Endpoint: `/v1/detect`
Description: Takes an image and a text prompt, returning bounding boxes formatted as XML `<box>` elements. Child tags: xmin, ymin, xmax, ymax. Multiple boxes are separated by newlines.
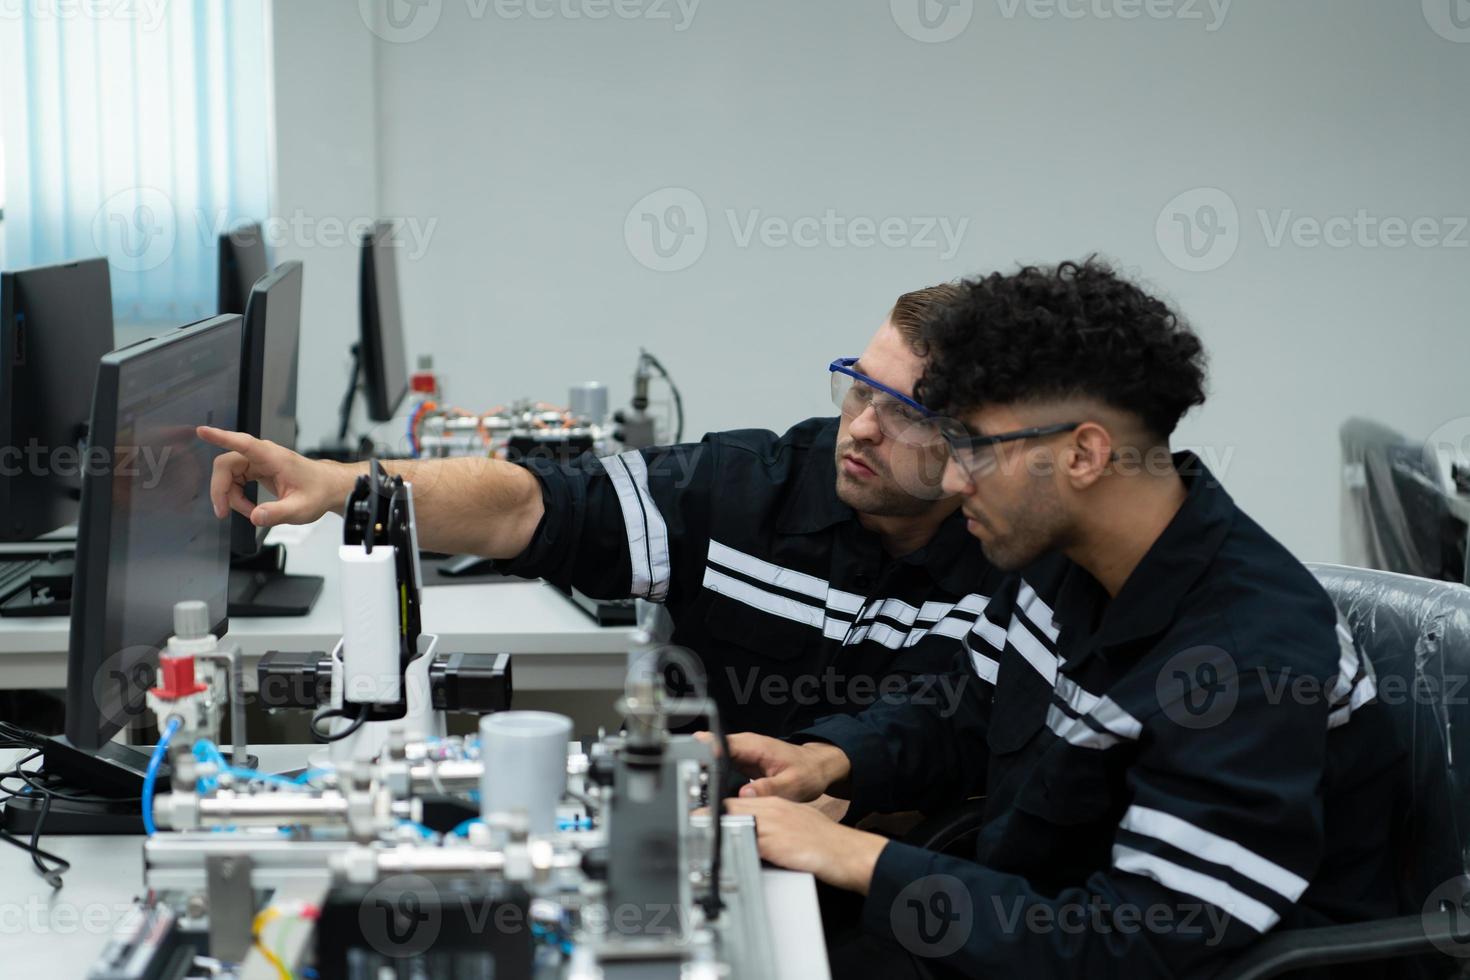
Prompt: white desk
<box><xmin>0</xmin><ymin>515</ymin><xmax>636</xmax><ymax>691</ymax></box>
<box><xmin>0</xmin><ymin>746</ymin><xmax>831</xmax><ymax>979</ymax></box>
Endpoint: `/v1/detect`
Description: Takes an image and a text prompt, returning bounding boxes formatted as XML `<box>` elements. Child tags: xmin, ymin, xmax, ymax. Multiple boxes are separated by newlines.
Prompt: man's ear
<box><xmin>1067</xmin><ymin>422</ymin><xmax>1113</xmax><ymax>489</ymax></box>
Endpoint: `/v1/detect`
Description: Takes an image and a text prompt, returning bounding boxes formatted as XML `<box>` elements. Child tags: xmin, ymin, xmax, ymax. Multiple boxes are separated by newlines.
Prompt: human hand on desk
<box><xmin>198</xmin><ymin>427</ymin><xmax>353</xmax><ymax>528</ymax></box>
<box><xmin>702</xmin><ymin>732</ymin><xmax>853</xmax><ymax>802</ymax></box>
<box><xmin>723</xmin><ymin>796</ymin><xmax>888</xmax><ymax>894</ymax></box>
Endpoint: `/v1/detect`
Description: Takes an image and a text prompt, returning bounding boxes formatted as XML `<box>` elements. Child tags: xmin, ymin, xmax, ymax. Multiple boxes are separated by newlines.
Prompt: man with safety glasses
<box><xmin>198</xmin><ymin>284</ymin><xmax>1001</xmax><ymax>736</ymax></box>
<box><xmin>718</xmin><ymin>260</ymin><xmax>1402</xmax><ymax>978</ymax></box>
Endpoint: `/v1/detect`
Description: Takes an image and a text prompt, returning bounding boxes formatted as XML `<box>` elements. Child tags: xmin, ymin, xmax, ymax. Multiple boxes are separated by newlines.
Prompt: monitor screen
<box><xmin>65</xmin><ymin>315</ymin><xmax>240</xmax><ymax>749</ymax></box>
<box><xmin>360</xmin><ymin>221</ymin><xmax>409</xmax><ymax>421</ymax></box>
<box><xmin>217</xmin><ymin>222</ymin><xmax>269</xmax><ymax>317</ymax></box>
<box><xmin>233</xmin><ymin>261</ymin><xmax>303</xmax><ymax>557</ymax></box>
<box><xmin>0</xmin><ymin>258</ymin><xmax>116</xmax><ymax>541</ymax></box>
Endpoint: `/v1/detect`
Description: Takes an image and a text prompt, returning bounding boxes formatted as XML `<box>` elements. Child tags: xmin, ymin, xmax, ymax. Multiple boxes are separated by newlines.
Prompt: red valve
<box><xmin>150</xmin><ymin>653</ymin><xmax>208</xmax><ymax>700</ymax></box>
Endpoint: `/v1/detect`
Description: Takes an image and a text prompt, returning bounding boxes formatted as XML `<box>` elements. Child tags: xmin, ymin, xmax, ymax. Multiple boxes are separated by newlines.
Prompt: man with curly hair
<box><xmin>720</xmin><ymin>259</ymin><xmax>1403</xmax><ymax>978</ymax></box>
<box><xmin>198</xmin><ymin>284</ymin><xmax>1003</xmax><ymax>737</ymax></box>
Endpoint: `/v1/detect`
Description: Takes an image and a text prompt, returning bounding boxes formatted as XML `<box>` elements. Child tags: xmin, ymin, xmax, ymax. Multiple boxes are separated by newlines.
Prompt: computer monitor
<box><xmin>0</xmin><ymin>258</ymin><xmax>116</xmax><ymax>542</ymax></box>
<box><xmin>359</xmin><ymin>220</ymin><xmax>409</xmax><ymax>422</ymax></box>
<box><xmin>65</xmin><ymin>314</ymin><xmax>241</xmax><ymax>751</ymax></box>
<box><xmin>227</xmin><ymin>261</ymin><xmax>324</xmax><ymax>617</ymax></box>
<box><xmin>232</xmin><ymin>261</ymin><xmax>303</xmax><ymax>558</ymax></box>
<box><xmin>216</xmin><ymin>222</ymin><xmax>269</xmax><ymax>316</ymax></box>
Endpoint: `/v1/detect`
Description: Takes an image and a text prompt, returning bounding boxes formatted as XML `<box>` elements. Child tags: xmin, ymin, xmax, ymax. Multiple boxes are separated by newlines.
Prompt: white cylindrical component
<box><xmin>479</xmin><ymin>711</ymin><xmax>572</xmax><ymax>835</ymax></box>
<box><xmin>569</xmin><ymin>382</ymin><xmax>609</xmax><ymax>426</ymax></box>
<box><xmin>338</xmin><ymin>544</ymin><xmax>401</xmax><ymax>704</ymax></box>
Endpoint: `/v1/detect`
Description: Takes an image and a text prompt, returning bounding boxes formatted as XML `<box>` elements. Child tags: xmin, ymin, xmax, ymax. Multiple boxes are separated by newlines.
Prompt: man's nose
<box><xmin>940</xmin><ymin>457</ymin><xmax>973</xmax><ymax>497</ymax></box>
<box><xmin>849</xmin><ymin>404</ymin><xmax>884</xmax><ymax>443</ymax></box>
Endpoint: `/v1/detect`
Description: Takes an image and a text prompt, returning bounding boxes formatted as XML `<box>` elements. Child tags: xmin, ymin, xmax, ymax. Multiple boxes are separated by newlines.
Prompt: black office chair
<box><xmin>1341</xmin><ymin>418</ymin><xmax>1467</xmax><ymax>583</ymax></box>
<box><xmin>902</xmin><ymin>564</ymin><xmax>1470</xmax><ymax>978</ymax></box>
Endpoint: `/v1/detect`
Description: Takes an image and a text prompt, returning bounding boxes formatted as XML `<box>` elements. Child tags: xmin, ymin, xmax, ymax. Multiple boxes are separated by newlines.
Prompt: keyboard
<box><xmin>0</xmin><ymin>558</ymin><xmax>42</xmax><ymax>599</ymax></box>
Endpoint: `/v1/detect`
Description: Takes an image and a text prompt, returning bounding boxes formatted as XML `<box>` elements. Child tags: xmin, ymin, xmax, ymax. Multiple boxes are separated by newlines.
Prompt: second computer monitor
<box><xmin>217</xmin><ymin>222</ymin><xmax>270</xmax><ymax>317</ymax></box>
<box><xmin>0</xmin><ymin>258</ymin><xmax>117</xmax><ymax>542</ymax></box>
<box><xmin>65</xmin><ymin>315</ymin><xmax>241</xmax><ymax>750</ymax></box>
<box><xmin>359</xmin><ymin>220</ymin><xmax>410</xmax><ymax>421</ymax></box>
<box><xmin>232</xmin><ymin>261</ymin><xmax>304</xmax><ymax>558</ymax></box>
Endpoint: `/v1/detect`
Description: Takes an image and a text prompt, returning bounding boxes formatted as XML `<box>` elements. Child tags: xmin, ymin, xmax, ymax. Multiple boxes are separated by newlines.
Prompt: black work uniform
<box><xmin>798</xmin><ymin>454</ymin><xmax>1404</xmax><ymax>979</ymax></box>
<box><xmin>496</xmin><ymin>417</ymin><xmax>1002</xmax><ymax>736</ymax></box>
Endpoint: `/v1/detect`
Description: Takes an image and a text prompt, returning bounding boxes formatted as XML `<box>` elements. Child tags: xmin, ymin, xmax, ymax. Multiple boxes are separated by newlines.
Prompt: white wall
<box><xmin>268</xmin><ymin>0</ymin><xmax>380</xmax><ymax>444</ymax></box>
<box><xmin>285</xmin><ymin>0</ymin><xmax>1470</xmax><ymax>563</ymax></box>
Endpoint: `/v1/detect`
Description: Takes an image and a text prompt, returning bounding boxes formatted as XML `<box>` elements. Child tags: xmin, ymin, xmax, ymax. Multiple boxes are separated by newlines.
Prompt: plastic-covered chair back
<box><xmin>1309</xmin><ymin>563</ymin><xmax>1470</xmax><ymax>908</ymax></box>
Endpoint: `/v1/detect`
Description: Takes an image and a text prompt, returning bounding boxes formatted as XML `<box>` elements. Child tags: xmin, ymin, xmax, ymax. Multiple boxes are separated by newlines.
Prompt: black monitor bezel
<box><xmin>64</xmin><ymin>314</ymin><xmax>239</xmax><ymax>750</ymax></box>
<box><xmin>358</xmin><ymin>221</ymin><xmax>409</xmax><ymax>422</ymax></box>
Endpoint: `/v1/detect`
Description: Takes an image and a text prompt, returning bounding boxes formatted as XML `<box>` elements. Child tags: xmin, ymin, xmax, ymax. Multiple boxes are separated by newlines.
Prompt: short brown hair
<box><xmin>889</xmin><ymin>282</ymin><xmax>965</xmax><ymax>353</ymax></box>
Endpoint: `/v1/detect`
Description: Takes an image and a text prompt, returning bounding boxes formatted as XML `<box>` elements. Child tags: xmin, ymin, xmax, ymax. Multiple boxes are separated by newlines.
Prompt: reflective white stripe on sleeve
<box><xmin>600</xmin><ymin>451</ymin><xmax>672</xmax><ymax>601</ymax></box>
<box><xmin>1113</xmin><ymin>844</ymin><xmax>1280</xmax><ymax>933</ymax></box>
<box><xmin>1120</xmin><ymin>805</ymin><xmax>1309</xmax><ymax>902</ymax></box>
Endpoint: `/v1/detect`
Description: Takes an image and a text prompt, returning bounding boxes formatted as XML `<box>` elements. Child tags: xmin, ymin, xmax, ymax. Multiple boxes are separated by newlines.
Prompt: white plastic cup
<box><xmin>478</xmin><ymin>711</ymin><xmax>573</xmax><ymax>835</ymax></box>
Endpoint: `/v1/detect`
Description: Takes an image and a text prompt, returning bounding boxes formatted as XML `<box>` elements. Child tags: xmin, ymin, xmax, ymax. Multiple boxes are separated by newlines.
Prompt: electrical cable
<box><xmin>309</xmin><ymin>705</ymin><xmax>369</xmax><ymax>744</ymax></box>
<box><xmin>640</xmin><ymin>351</ymin><xmax>685</xmax><ymax>443</ymax></box>
<box><xmin>142</xmin><ymin>716</ymin><xmax>182</xmax><ymax>835</ymax></box>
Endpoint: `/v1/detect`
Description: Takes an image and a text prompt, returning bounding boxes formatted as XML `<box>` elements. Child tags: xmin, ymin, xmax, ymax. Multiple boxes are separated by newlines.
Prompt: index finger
<box><xmin>197</xmin><ymin>426</ymin><xmax>260</xmax><ymax>456</ymax></box>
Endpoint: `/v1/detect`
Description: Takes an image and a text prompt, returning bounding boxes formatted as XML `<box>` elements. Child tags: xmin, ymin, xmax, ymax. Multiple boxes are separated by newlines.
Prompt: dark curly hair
<box><xmin>916</xmin><ymin>258</ymin><xmax>1208</xmax><ymax>439</ymax></box>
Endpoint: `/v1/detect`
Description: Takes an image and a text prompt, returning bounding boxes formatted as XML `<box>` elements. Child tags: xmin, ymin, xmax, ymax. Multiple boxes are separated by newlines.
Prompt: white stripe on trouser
<box><xmin>600</xmin><ymin>451</ymin><xmax>672</xmax><ymax>601</ymax></box>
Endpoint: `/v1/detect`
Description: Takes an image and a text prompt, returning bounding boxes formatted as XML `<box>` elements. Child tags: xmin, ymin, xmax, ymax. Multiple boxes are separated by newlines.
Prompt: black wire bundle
<box><xmin>0</xmin><ymin>723</ymin><xmax>73</xmax><ymax>888</ymax></box>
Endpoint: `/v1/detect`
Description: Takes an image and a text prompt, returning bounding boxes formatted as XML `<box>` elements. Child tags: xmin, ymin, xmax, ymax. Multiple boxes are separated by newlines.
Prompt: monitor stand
<box><xmin>229</xmin><ymin>543</ymin><xmax>324</xmax><ymax>617</ymax></box>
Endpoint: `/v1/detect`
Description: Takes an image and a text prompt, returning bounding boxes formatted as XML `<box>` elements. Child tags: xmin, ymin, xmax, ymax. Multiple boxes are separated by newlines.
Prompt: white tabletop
<box><xmin>0</xmin><ymin>746</ymin><xmax>830</xmax><ymax>979</ymax></box>
<box><xmin>0</xmin><ymin>515</ymin><xmax>637</xmax><ymax>691</ymax></box>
